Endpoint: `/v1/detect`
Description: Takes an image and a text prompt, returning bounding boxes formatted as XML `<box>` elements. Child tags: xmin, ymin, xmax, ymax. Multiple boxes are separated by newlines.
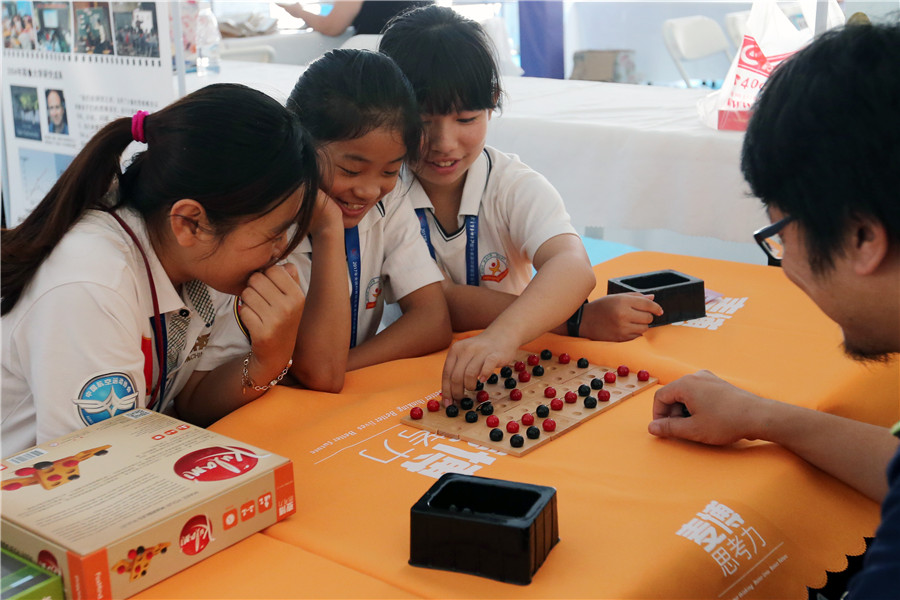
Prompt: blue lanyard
<box><xmin>416</xmin><ymin>210</ymin><xmax>480</xmax><ymax>286</ymax></box>
<box><xmin>463</xmin><ymin>214</ymin><xmax>479</xmax><ymax>286</ymax></box>
<box><xmin>344</xmin><ymin>226</ymin><xmax>361</xmax><ymax>348</ymax></box>
<box><xmin>415</xmin><ymin>149</ymin><xmax>490</xmax><ymax>287</ymax></box>
<box><xmin>415</xmin><ymin>209</ymin><xmax>435</xmax><ymax>260</ymax></box>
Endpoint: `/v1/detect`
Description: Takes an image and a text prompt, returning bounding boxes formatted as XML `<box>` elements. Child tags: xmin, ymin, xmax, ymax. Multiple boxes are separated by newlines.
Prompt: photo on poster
<box><xmin>3</xmin><ymin>1</ymin><xmax>38</xmax><ymax>49</ymax></box>
<box><xmin>17</xmin><ymin>148</ymin><xmax>75</xmax><ymax>225</ymax></box>
<box><xmin>112</xmin><ymin>1</ymin><xmax>158</xmax><ymax>57</ymax></box>
<box><xmin>74</xmin><ymin>1</ymin><xmax>113</xmax><ymax>54</ymax></box>
<box><xmin>45</xmin><ymin>88</ymin><xmax>69</xmax><ymax>135</ymax></box>
<box><xmin>10</xmin><ymin>85</ymin><xmax>42</xmax><ymax>141</ymax></box>
<box><xmin>34</xmin><ymin>1</ymin><xmax>72</xmax><ymax>52</ymax></box>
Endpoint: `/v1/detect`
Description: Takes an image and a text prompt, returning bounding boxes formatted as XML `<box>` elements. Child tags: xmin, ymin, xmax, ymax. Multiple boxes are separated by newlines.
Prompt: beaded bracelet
<box><xmin>241</xmin><ymin>352</ymin><xmax>292</xmax><ymax>394</ymax></box>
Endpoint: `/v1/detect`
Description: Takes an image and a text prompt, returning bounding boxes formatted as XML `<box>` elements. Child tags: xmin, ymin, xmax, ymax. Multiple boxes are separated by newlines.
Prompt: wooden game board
<box><xmin>401</xmin><ymin>349</ymin><xmax>658</xmax><ymax>456</ymax></box>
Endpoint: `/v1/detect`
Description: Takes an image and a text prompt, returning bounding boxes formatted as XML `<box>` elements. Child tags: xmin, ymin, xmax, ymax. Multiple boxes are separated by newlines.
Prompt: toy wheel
<box><xmin>67</xmin><ymin>474</ymin><xmax>80</xmax><ymax>481</ymax></box>
<box><xmin>14</xmin><ymin>467</ymin><xmax>36</xmax><ymax>476</ymax></box>
<box><xmin>2</xmin><ymin>482</ymin><xmax>23</xmax><ymax>491</ymax></box>
<box><xmin>34</xmin><ymin>461</ymin><xmax>54</xmax><ymax>470</ymax></box>
<box><xmin>95</xmin><ymin>450</ymin><xmax>109</xmax><ymax>456</ymax></box>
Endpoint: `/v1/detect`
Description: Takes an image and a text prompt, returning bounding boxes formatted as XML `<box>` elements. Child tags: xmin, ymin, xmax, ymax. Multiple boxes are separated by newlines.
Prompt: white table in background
<box><xmin>185</xmin><ymin>62</ymin><xmax>763</xmax><ymax>244</ymax></box>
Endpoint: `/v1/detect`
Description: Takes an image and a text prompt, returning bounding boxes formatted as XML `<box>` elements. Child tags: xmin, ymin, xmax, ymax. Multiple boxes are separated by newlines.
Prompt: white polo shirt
<box><xmin>288</xmin><ymin>188</ymin><xmax>443</xmax><ymax>346</ymax></box>
<box><xmin>407</xmin><ymin>146</ymin><xmax>578</xmax><ymax>294</ymax></box>
<box><xmin>1</xmin><ymin>209</ymin><xmax>245</xmax><ymax>457</ymax></box>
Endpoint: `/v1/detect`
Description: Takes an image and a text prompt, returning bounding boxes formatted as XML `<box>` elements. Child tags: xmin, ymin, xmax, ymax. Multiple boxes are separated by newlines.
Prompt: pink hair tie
<box><xmin>131</xmin><ymin>110</ymin><xmax>149</xmax><ymax>143</ymax></box>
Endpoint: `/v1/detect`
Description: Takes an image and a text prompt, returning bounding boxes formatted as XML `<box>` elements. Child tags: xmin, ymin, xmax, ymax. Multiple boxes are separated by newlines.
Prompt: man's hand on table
<box><xmin>648</xmin><ymin>370</ymin><xmax>771</xmax><ymax>445</ymax></box>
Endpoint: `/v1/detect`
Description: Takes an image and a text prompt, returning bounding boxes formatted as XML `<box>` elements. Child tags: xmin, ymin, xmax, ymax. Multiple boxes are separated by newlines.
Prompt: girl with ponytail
<box><xmin>1</xmin><ymin>83</ymin><xmax>319</xmax><ymax>455</ymax></box>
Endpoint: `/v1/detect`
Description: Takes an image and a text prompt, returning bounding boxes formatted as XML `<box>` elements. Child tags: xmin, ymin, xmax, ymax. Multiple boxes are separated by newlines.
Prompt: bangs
<box><xmin>386</xmin><ymin>25</ymin><xmax>501</xmax><ymax>115</ymax></box>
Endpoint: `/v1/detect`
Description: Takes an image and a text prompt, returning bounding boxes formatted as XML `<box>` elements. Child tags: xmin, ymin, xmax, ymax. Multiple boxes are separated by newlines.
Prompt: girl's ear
<box><xmin>169</xmin><ymin>199</ymin><xmax>213</xmax><ymax>247</ymax></box>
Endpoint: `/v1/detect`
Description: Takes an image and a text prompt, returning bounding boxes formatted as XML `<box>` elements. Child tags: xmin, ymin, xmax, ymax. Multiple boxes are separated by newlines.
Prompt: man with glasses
<box><xmin>648</xmin><ymin>22</ymin><xmax>899</xmax><ymax>596</ymax></box>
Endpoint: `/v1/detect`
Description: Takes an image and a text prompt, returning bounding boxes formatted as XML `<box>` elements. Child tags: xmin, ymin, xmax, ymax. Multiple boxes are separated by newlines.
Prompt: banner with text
<box><xmin>2</xmin><ymin>0</ymin><xmax>175</xmax><ymax>224</ymax></box>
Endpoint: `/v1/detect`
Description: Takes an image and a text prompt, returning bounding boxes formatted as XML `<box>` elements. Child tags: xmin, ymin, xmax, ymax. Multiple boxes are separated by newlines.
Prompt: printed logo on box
<box><xmin>277</xmin><ymin>495</ymin><xmax>295</xmax><ymax>518</ymax></box>
<box><xmin>179</xmin><ymin>515</ymin><xmax>213</xmax><ymax>555</ymax></box>
<box><xmin>173</xmin><ymin>446</ymin><xmax>269</xmax><ymax>482</ymax></box>
<box><xmin>240</xmin><ymin>501</ymin><xmax>256</xmax><ymax>521</ymax></box>
<box><xmin>223</xmin><ymin>509</ymin><xmax>238</xmax><ymax>530</ymax></box>
<box><xmin>75</xmin><ymin>372</ymin><xmax>139</xmax><ymax>426</ymax></box>
<box><xmin>38</xmin><ymin>550</ymin><xmax>61</xmax><ymax>575</ymax></box>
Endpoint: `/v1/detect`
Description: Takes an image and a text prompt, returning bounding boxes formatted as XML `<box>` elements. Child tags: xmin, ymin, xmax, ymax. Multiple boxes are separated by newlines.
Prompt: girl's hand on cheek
<box><xmin>240</xmin><ymin>263</ymin><xmax>305</xmax><ymax>371</ymax></box>
<box><xmin>309</xmin><ymin>190</ymin><xmax>344</xmax><ymax>238</ymax></box>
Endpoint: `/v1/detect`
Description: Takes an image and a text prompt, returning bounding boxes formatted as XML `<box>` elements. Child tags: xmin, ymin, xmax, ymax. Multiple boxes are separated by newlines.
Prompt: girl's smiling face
<box><xmin>319</xmin><ymin>126</ymin><xmax>407</xmax><ymax>229</ymax></box>
<box><xmin>414</xmin><ymin>109</ymin><xmax>490</xmax><ymax>200</ymax></box>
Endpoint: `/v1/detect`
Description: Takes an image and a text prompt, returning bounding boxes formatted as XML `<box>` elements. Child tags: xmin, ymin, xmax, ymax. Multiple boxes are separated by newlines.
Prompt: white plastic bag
<box><xmin>698</xmin><ymin>0</ymin><xmax>844</xmax><ymax>130</ymax></box>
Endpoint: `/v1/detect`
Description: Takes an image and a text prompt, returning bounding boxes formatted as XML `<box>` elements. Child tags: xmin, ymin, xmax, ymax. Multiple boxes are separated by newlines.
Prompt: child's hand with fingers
<box><xmin>441</xmin><ymin>330</ymin><xmax>519</xmax><ymax>404</ymax></box>
<box><xmin>578</xmin><ymin>293</ymin><xmax>663</xmax><ymax>342</ymax></box>
<box><xmin>239</xmin><ymin>262</ymin><xmax>306</xmax><ymax>379</ymax></box>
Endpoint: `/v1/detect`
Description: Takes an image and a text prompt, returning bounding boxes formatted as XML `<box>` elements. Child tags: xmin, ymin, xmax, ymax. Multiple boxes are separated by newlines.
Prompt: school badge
<box><xmin>75</xmin><ymin>373</ymin><xmax>139</xmax><ymax>426</ymax></box>
<box><xmin>365</xmin><ymin>277</ymin><xmax>382</xmax><ymax>309</ymax></box>
<box><xmin>480</xmin><ymin>252</ymin><xmax>509</xmax><ymax>283</ymax></box>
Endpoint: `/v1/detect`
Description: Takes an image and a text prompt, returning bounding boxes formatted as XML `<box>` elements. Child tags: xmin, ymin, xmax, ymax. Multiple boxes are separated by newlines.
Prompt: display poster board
<box><xmin>2</xmin><ymin>1</ymin><xmax>175</xmax><ymax>225</ymax></box>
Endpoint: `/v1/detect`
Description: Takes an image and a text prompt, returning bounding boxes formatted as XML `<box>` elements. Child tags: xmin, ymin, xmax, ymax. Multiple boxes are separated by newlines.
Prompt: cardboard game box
<box><xmin>0</xmin><ymin>409</ymin><xmax>296</xmax><ymax>599</ymax></box>
<box><xmin>1</xmin><ymin>547</ymin><xmax>64</xmax><ymax>600</ymax></box>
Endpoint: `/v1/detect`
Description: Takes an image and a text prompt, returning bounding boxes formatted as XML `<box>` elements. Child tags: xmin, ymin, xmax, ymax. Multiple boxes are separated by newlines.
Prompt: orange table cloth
<box><xmin>134</xmin><ymin>534</ymin><xmax>417</xmax><ymax>599</ymax></box>
<box><xmin>143</xmin><ymin>252</ymin><xmax>898</xmax><ymax>599</ymax></box>
<box><xmin>587</xmin><ymin>252</ymin><xmax>898</xmax><ymax>426</ymax></box>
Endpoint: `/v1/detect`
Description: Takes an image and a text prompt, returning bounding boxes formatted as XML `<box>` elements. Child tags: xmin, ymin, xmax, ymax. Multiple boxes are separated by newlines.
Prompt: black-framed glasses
<box><xmin>753</xmin><ymin>215</ymin><xmax>794</xmax><ymax>266</ymax></box>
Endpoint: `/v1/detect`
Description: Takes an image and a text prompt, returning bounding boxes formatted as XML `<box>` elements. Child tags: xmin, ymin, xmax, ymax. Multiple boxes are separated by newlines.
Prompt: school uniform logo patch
<box><xmin>365</xmin><ymin>277</ymin><xmax>382</xmax><ymax>309</ymax></box>
<box><xmin>75</xmin><ymin>372</ymin><xmax>139</xmax><ymax>426</ymax></box>
<box><xmin>187</xmin><ymin>333</ymin><xmax>210</xmax><ymax>362</ymax></box>
<box><xmin>480</xmin><ymin>252</ymin><xmax>509</xmax><ymax>283</ymax></box>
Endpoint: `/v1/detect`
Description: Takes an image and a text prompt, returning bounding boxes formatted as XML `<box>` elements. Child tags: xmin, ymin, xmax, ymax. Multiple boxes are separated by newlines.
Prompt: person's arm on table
<box><xmin>444</xmin><ymin>269</ymin><xmax>662</xmax><ymax>344</ymax></box>
<box><xmin>571</xmin><ymin>293</ymin><xmax>663</xmax><ymax>342</ymax></box>
<box><xmin>442</xmin><ymin>280</ymin><xmax>517</xmax><ymax>333</ymax></box>
<box><xmin>176</xmin><ymin>264</ymin><xmax>304</xmax><ymax>427</ymax></box>
<box><xmin>649</xmin><ymin>370</ymin><xmax>899</xmax><ymax>502</ymax></box>
<box><xmin>290</xmin><ymin>194</ymin><xmax>350</xmax><ymax>392</ymax></box>
<box><xmin>441</xmin><ymin>233</ymin><xmax>595</xmax><ymax>402</ymax></box>
<box><xmin>347</xmin><ymin>281</ymin><xmax>451</xmax><ymax>371</ymax></box>
<box><xmin>276</xmin><ymin>1</ymin><xmax>362</xmax><ymax>36</ymax></box>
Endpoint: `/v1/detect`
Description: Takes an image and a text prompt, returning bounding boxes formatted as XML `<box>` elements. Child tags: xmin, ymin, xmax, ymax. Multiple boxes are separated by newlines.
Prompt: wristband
<box><xmin>241</xmin><ymin>352</ymin><xmax>292</xmax><ymax>394</ymax></box>
<box><xmin>566</xmin><ymin>299</ymin><xmax>588</xmax><ymax>338</ymax></box>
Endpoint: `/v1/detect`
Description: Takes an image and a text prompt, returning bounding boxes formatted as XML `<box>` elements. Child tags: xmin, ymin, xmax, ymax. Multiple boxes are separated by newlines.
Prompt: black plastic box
<box><xmin>409</xmin><ymin>473</ymin><xmax>559</xmax><ymax>585</ymax></box>
<box><xmin>607</xmin><ymin>269</ymin><xmax>705</xmax><ymax>326</ymax></box>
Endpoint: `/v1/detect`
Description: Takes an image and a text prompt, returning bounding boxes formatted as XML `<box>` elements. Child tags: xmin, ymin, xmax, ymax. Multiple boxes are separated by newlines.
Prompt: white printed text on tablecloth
<box><xmin>308</xmin><ymin>390</ymin><xmax>507</xmax><ymax>479</ymax></box>
<box><xmin>676</xmin><ymin>500</ymin><xmax>788</xmax><ymax>599</ymax></box>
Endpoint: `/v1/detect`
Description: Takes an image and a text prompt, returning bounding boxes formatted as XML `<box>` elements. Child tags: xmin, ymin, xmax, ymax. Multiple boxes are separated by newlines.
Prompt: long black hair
<box><xmin>2</xmin><ymin>83</ymin><xmax>318</xmax><ymax>315</ymax></box>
